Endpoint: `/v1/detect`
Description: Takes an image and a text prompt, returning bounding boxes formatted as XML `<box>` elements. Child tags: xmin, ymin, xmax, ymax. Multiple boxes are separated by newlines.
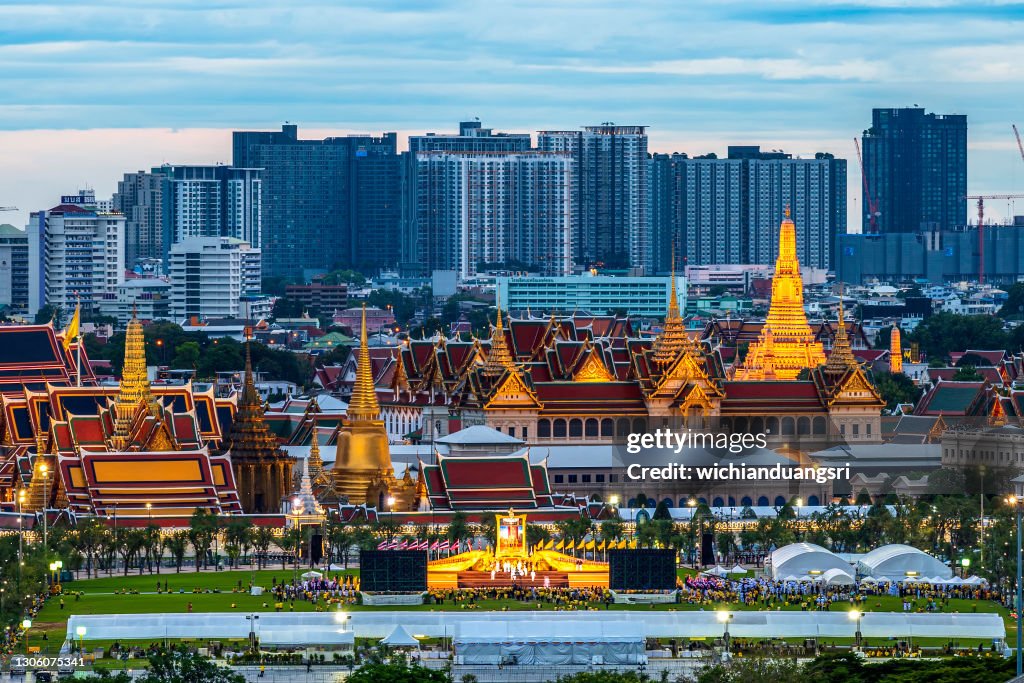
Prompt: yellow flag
<box><xmin>544</xmin><ymin>538</ymin><xmax>554</xmax><ymax>550</ymax></box>
<box><xmin>62</xmin><ymin>304</ymin><xmax>80</xmax><ymax>352</ymax></box>
<box><xmin>586</xmin><ymin>540</ymin><xmax>596</xmax><ymax>551</ymax></box>
<box><xmin>555</xmin><ymin>539</ymin><xmax>564</xmax><ymax>552</ymax></box>
<box><xmin>629</xmin><ymin>539</ymin><xmax>638</xmax><ymax>549</ymax></box>
<box><xmin>566</xmin><ymin>539</ymin><xmax>575</xmax><ymax>551</ymax></box>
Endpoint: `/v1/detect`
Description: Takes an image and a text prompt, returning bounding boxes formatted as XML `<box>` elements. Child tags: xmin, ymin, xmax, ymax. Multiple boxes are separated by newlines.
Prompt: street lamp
<box><xmin>75</xmin><ymin>626</ymin><xmax>86</xmax><ymax>654</ymax></box>
<box><xmin>146</xmin><ymin>502</ymin><xmax>153</xmax><ymax>524</ymax></box>
<box><xmin>688</xmin><ymin>498</ymin><xmax>700</xmax><ymax>567</ymax></box>
<box><xmin>960</xmin><ymin>557</ymin><xmax>971</xmax><ymax>578</ymax></box>
<box><xmin>716</xmin><ymin>610</ymin><xmax>733</xmax><ymax>652</ymax></box>
<box><xmin>386</xmin><ymin>495</ymin><xmax>396</xmax><ymax>512</ymax></box>
<box><xmin>17</xmin><ymin>489</ymin><xmax>25</xmax><ymax>587</ymax></box>
<box><xmin>848</xmin><ymin>609</ymin><xmax>862</xmax><ymax>649</ymax></box>
<box><xmin>1008</xmin><ymin>494</ymin><xmax>1022</xmax><ymax>676</ymax></box>
<box><xmin>21</xmin><ymin>618</ymin><xmax>31</xmax><ymax>655</ymax></box>
<box><xmin>40</xmin><ymin>462</ymin><xmax>49</xmax><ymax>552</ymax></box>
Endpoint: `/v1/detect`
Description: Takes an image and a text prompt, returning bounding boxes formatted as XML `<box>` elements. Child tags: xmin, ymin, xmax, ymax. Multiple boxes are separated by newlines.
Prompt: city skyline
<box><xmin>2</xmin><ymin>1</ymin><xmax>1024</xmax><ymax>231</ymax></box>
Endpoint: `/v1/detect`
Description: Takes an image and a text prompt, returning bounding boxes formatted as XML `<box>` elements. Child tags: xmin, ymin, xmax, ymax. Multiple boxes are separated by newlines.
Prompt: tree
<box><xmin>142</xmin><ymin>523</ymin><xmax>163</xmax><ymax>574</ymax></box>
<box><xmin>696</xmin><ymin>657</ymin><xmax>805</xmax><ymax>683</ymax></box>
<box><xmin>135</xmin><ymin>645</ymin><xmax>244</xmax><ymax>683</ymax></box>
<box><xmin>171</xmin><ymin>341</ymin><xmax>201</xmax><ymax>369</ymax></box>
<box><xmin>952</xmin><ymin>364</ymin><xmax>984</xmax><ymax>381</ymax></box>
<box><xmin>76</xmin><ymin>669</ymin><xmax>133</xmax><ymax>683</ymax></box>
<box><xmin>998</xmin><ymin>281</ymin><xmax>1024</xmax><ymax>318</ymax></box>
<box><xmin>908</xmin><ymin>312</ymin><xmax>1008</xmax><ymax>361</ymax></box>
<box><xmin>871</xmin><ymin>370</ymin><xmax>922</xmax><ymax>411</ymax></box>
<box><xmin>163</xmin><ymin>531</ymin><xmax>189</xmax><ymax>573</ymax></box>
<box><xmin>34</xmin><ymin>304</ymin><xmax>58</xmax><ymax>326</ymax></box>
<box><xmin>652</xmin><ymin>499</ymin><xmax>672</xmax><ymax>520</ymax></box>
<box><xmin>551</xmin><ymin>673</ymin><xmax>650</xmax><ymax>683</ymax></box>
<box><xmin>599</xmin><ymin>519</ymin><xmax>624</xmax><ymax>543</ymax></box>
<box><xmin>347</xmin><ymin>662</ymin><xmax>449</xmax><ymax>683</ymax></box>
<box><xmin>252</xmin><ymin>526</ymin><xmax>276</xmax><ymax>569</ymax></box>
<box><xmin>187</xmin><ymin>509</ymin><xmax>218</xmax><ymax>572</ymax></box>
<box><xmin>271</xmin><ymin>297</ymin><xmax>305</xmax><ymax>319</ymax></box>
<box><xmin>223</xmin><ymin>519</ymin><xmax>253</xmax><ymax>569</ymax></box>
<box><xmin>447</xmin><ymin>511</ymin><xmax>471</xmax><ymax>546</ymax></box>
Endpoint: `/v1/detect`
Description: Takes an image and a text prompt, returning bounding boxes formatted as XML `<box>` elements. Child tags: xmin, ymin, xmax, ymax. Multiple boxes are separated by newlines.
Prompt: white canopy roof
<box><xmin>453</xmin><ymin>620</ymin><xmax>643</xmax><ymax>644</ymax></box>
<box><xmin>381</xmin><ymin>625</ymin><xmax>420</xmax><ymax>647</ymax></box>
<box><xmin>770</xmin><ymin>543</ymin><xmax>854</xmax><ymax>581</ymax></box>
<box><xmin>857</xmin><ymin>544</ymin><xmax>952</xmax><ymax>580</ymax></box>
<box><xmin>820</xmin><ymin>568</ymin><xmax>856</xmax><ymax>586</ymax></box>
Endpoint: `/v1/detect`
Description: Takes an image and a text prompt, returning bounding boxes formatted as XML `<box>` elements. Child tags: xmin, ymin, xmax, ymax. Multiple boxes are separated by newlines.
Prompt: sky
<box><xmin>2</xmin><ymin>0</ymin><xmax>1024</xmax><ymax>231</ymax></box>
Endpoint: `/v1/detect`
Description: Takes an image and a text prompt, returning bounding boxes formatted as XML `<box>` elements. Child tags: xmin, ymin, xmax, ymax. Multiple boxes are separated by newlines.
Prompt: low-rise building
<box><xmin>97</xmin><ymin>278</ymin><xmax>171</xmax><ymax>325</ymax></box>
<box><xmin>285</xmin><ymin>282</ymin><xmax>349</xmax><ymax>314</ymax></box>
<box><xmin>169</xmin><ymin>237</ymin><xmax>261</xmax><ymax>321</ymax></box>
<box><xmin>498</xmin><ymin>273</ymin><xmax>685</xmax><ymax>317</ymax></box>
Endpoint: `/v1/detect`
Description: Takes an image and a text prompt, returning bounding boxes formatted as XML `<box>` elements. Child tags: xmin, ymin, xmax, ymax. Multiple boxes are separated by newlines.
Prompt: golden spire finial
<box><xmin>347</xmin><ymin>304</ymin><xmax>381</xmax><ymax>421</ymax></box>
<box><xmin>482</xmin><ymin>290</ymin><xmax>515</xmax><ymax>376</ymax></box>
<box><xmin>308</xmin><ymin>418</ymin><xmax>323</xmax><ymax>475</ymax></box>
<box><xmin>825</xmin><ymin>289</ymin><xmax>857</xmax><ymax>373</ymax></box>
<box><xmin>112</xmin><ymin>305</ymin><xmax>154</xmax><ymax>449</ymax></box>
<box><xmin>651</xmin><ymin>241</ymin><xmax>694</xmax><ymax>367</ymax></box>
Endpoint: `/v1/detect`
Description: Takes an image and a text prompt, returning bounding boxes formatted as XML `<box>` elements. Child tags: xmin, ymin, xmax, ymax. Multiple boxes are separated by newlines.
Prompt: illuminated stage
<box><xmin>427</xmin><ymin>511</ymin><xmax>610</xmax><ymax>590</ymax></box>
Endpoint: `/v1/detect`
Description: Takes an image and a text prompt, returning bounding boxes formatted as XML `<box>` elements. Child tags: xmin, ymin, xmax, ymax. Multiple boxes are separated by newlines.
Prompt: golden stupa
<box><xmin>734</xmin><ymin>208</ymin><xmax>826</xmax><ymax>380</ymax></box>
<box><xmin>889</xmin><ymin>325</ymin><xmax>903</xmax><ymax>374</ymax></box>
<box><xmin>651</xmin><ymin>245</ymin><xmax>695</xmax><ymax>367</ymax></box>
<box><xmin>333</xmin><ymin>305</ymin><xmax>416</xmax><ymax>509</ymax></box>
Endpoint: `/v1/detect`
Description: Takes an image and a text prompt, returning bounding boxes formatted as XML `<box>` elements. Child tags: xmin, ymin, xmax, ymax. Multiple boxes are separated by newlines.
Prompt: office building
<box><xmin>114</xmin><ymin>165</ymin><xmax>262</xmax><ymax>269</ymax></box>
<box><xmin>168</xmin><ymin>237</ymin><xmax>261</xmax><ymax>321</ymax></box>
<box><xmin>0</xmin><ymin>224</ymin><xmax>29</xmax><ymax>314</ymax></box>
<box><xmin>97</xmin><ymin>279</ymin><xmax>171</xmax><ymax>326</ymax></box>
<box><xmin>284</xmin><ymin>282</ymin><xmax>349</xmax><ymax>314</ymax></box>
<box><xmin>29</xmin><ymin>191</ymin><xmax>125</xmax><ymax>315</ymax></box>
<box><xmin>233</xmin><ymin>124</ymin><xmax>399</xmax><ymax>278</ymax></box>
<box><xmin>862</xmin><ymin>107</ymin><xmax>967</xmax><ymax>233</ymax></box>
<box><xmin>649</xmin><ymin>147</ymin><xmax>846</xmax><ymax>271</ymax></box>
<box><xmin>537</xmin><ymin>125</ymin><xmax>649</xmax><ymax>273</ymax></box>
<box><xmin>498</xmin><ymin>273</ymin><xmax>684</xmax><ymax>318</ymax></box>
<box><xmin>416</xmin><ymin>151</ymin><xmax>573</xmax><ymax>279</ymax></box>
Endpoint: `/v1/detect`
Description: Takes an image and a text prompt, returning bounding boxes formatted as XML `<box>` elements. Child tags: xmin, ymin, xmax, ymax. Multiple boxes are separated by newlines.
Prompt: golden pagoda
<box><xmin>889</xmin><ymin>326</ymin><xmax>903</xmax><ymax>374</ymax></box>
<box><xmin>651</xmin><ymin>245</ymin><xmax>695</xmax><ymax>367</ymax></box>
<box><xmin>333</xmin><ymin>305</ymin><xmax>416</xmax><ymax>509</ymax></box>
<box><xmin>734</xmin><ymin>208</ymin><xmax>826</xmax><ymax>380</ymax></box>
<box><xmin>111</xmin><ymin>308</ymin><xmax>156</xmax><ymax>450</ymax></box>
<box><xmin>824</xmin><ymin>297</ymin><xmax>858</xmax><ymax>374</ymax></box>
<box><xmin>227</xmin><ymin>340</ymin><xmax>292</xmax><ymax>513</ymax></box>
<box><xmin>482</xmin><ymin>292</ymin><xmax>515</xmax><ymax>377</ymax></box>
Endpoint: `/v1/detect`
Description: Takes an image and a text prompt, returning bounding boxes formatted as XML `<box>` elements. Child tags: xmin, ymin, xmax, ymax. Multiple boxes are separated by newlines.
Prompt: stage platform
<box><xmin>457</xmin><ymin>570</ymin><xmax>569</xmax><ymax>589</ymax></box>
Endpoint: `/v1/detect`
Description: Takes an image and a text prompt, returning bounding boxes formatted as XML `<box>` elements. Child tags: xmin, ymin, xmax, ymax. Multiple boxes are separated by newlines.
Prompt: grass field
<box><xmin>18</xmin><ymin>567</ymin><xmax>1013</xmax><ymax>655</ymax></box>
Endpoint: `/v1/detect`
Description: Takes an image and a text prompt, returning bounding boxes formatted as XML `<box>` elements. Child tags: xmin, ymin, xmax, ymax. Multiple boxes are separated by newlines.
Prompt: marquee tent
<box><xmin>818</xmin><ymin>568</ymin><xmax>856</xmax><ymax>586</ymax></box>
<box><xmin>381</xmin><ymin>625</ymin><xmax>420</xmax><ymax>647</ymax></box>
<box><xmin>857</xmin><ymin>544</ymin><xmax>951</xmax><ymax>580</ymax></box>
<box><xmin>769</xmin><ymin>543</ymin><xmax>854</xmax><ymax>582</ymax></box>
<box><xmin>452</xmin><ymin>620</ymin><xmax>645</xmax><ymax>666</ymax></box>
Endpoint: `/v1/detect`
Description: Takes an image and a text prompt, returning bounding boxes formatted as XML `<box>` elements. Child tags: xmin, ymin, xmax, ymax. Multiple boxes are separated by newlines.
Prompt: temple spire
<box><xmin>112</xmin><ymin>305</ymin><xmax>154</xmax><ymax>450</ymax></box>
<box><xmin>482</xmin><ymin>290</ymin><xmax>515</xmax><ymax>376</ymax></box>
<box><xmin>825</xmin><ymin>290</ymin><xmax>857</xmax><ymax>373</ymax></box>
<box><xmin>651</xmin><ymin>241</ymin><xmax>694</xmax><ymax>367</ymax></box>
<box><xmin>889</xmin><ymin>326</ymin><xmax>903</xmax><ymax>374</ymax></box>
<box><xmin>347</xmin><ymin>304</ymin><xmax>381</xmax><ymax>421</ymax></box>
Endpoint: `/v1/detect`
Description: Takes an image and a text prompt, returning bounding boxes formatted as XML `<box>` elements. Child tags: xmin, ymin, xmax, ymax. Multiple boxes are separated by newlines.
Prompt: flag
<box><xmin>451</xmin><ymin>540</ymin><xmax>460</xmax><ymax>553</ymax></box>
<box><xmin>438</xmin><ymin>540</ymin><xmax>450</xmax><ymax>552</ymax></box>
<box><xmin>618</xmin><ymin>539</ymin><xmax>628</xmax><ymax>550</ymax></box>
<box><xmin>597</xmin><ymin>540</ymin><xmax>606</xmax><ymax>552</ymax></box>
<box><xmin>388</xmin><ymin>539</ymin><xmax>400</xmax><ymax>550</ymax></box>
<box><xmin>62</xmin><ymin>304</ymin><xmax>80</xmax><ymax>352</ymax></box>
<box><xmin>566</xmin><ymin>540</ymin><xmax>575</xmax><ymax>551</ymax></box>
<box><xmin>629</xmin><ymin>539</ymin><xmax>638</xmax><ymax>549</ymax></box>
<box><xmin>555</xmin><ymin>539</ymin><xmax>564</xmax><ymax>552</ymax></box>
<box><xmin>544</xmin><ymin>539</ymin><xmax>554</xmax><ymax>550</ymax></box>
<box><xmin>397</xmin><ymin>539</ymin><xmax>409</xmax><ymax>550</ymax></box>
<box><xmin>430</xmin><ymin>540</ymin><xmax>440</xmax><ymax>551</ymax></box>
<box><xmin>377</xmin><ymin>540</ymin><xmax>388</xmax><ymax>550</ymax></box>
<box><xmin>585</xmin><ymin>540</ymin><xmax>595</xmax><ymax>551</ymax></box>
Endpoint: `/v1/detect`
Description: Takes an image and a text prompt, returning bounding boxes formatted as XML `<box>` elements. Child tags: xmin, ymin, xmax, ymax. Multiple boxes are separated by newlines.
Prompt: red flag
<box><xmin>377</xmin><ymin>540</ymin><xmax>388</xmax><ymax>550</ymax></box>
<box><xmin>430</xmin><ymin>540</ymin><xmax>441</xmax><ymax>551</ymax></box>
<box><xmin>438</xmin><ymin>539</ymin><xmax>450</xmax><ymax>551</ymax></box>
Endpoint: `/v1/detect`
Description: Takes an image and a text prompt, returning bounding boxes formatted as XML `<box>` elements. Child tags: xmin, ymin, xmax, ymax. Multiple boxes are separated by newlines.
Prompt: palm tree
<box><xmin>328</xmin><ymin>524</ymin><xmax>355</xmax><ymax>569</ymax></box>
<box><xmin>163</xmin><ymin>532</ymin><xmax>188</xmax><ymax>573</ymax></box>
<box><xmin>223</xmin><ymin>519</ymin><xmax>253</xmax><ymax>570</ymax></box>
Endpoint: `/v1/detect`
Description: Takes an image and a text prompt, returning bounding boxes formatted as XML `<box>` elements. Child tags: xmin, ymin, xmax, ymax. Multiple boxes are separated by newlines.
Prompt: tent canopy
<box><xmin>820</xmin><ymin>568</ymin><xmax>855</xmax><ymax>586</ymax></box>
<box><xmin>453</xmin><ymin>620</ymin><xmax>644</xmax><ymax>666</ymax></box>
<box><xmin>770</xmin><ymin>543</ymin><xmax>853</xmax><ymax>581</ymax></box>
<box><xmin>857</xmin><ymin>544</ymin><xmax>952</xmax><ymax>580</ymax></box>
<box><xmin>381</xmin><ymin>625</ymin><xmax>420</xmax><ymax>647</ymax></box>
<box><xmin>300</xmin><ymin>571</ymin><xmax>323</xmax><ymax>580</ymax></box>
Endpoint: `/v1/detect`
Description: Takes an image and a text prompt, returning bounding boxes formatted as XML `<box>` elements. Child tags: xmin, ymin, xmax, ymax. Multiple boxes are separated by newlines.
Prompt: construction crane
<box><xmin>0</xmin><ymin>206</ymin><xmax>16</xmax><ymax>212</ymax></box>
<box><xmin>1014</xmin><ymin>124</ymin><xmax>1024</xmax><ymax>165</ymax></box>
<box><xmin>853</xmin><ymin>138</ymin><xmax>880</xmax><ymax>234</ymax></box>
<box><xmin>964</xmin><ymin>194</ymin><xmax>1024</xmax><ymax>284</ymax></box>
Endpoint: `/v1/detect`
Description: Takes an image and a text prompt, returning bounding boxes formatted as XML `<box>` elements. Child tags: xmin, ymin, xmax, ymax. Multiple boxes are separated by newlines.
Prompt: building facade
<box><xmin>168</xmin><ymin>237</ymin><xmax>261</xmax><ymax>321</ymax></box>
<box><xmin>113</xmin><ymin>171</ymin><xmax>169</xmax><ymax>268</ymax></box>
<box><xmin>233</xmin><ymin>125</ymin><xmax>400</xmax><ymax>278</ymax></box>
<box><xmin>538</xmin><ymin>126</ymin><xmax>650</xmax><ymax>273</ymax></box>
<box><xmin>862</xmin><ymin>107</ymin><xmax>967</xmax><ymax>233</ymax></box>
<box><xmin>649</xmin><ymin>147</ymin><xmax>846</xmax><ymax>272</ymax></box>
<box><xmin>97</xmin><ymin>279</ymin><xmax>171</xmax><ymax>325</ymax></box>
<box><xmin>498</xmin><ymin>274</ymin><xmax>686</xmax><ymax>318</ymax></box>
<box><xmin>0</xmin><ymin>224</ymin><xmax>29</xmax><ymax>314</ymax></box>
<box><xmin>31</xmin><ymin>192</ymin><xmax>125</xmax><ymax>315</ymax></box>
<box><xmin>415</xmin><ymin>151</ymin><xmax>573</xmax><ymax>278</ymax></box>
<box><xmin>285</xmin><ymin>282</ymin><xmax>349</xmax><ymax>314</ymax></box>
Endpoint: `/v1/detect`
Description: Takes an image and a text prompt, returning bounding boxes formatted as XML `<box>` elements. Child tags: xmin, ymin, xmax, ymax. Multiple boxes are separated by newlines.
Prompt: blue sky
<box><xmin>1</xmin><ymin>0</ymin><xmax>1024</xmax><ymax>230</ymax></box>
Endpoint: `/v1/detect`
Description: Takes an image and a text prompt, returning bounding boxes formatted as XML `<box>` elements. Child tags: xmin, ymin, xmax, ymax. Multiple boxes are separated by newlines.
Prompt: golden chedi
<box><xmin>734</xmin><ymin>208</ymin><xmax>826</xmax><ymax>380</ymax></box>
<box><xmin>334</xmin><ymin>305</ymin><xmax>415</xmax><ymax>509</ymax></box>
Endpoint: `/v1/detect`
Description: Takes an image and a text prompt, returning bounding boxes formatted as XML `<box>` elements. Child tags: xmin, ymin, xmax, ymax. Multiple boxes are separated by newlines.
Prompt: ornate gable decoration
<box><xmin>829</xmin><ymin>366</ymin><xmax>883</xmax><ymax>407</ymax></box>
<box><xmin>485</xmin><ymin>369</ymin><xmax>541</xmax><ymax>410</ymax></box>
<box><xmin>574</xmin><ymin>349</ymin><xmax>614</xmax><ymax>383</ymax></box>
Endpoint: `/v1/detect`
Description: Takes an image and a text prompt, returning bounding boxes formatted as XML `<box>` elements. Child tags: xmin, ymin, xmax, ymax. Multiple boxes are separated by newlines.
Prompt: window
<box><xmin>595</xmin><ymin>474</ymin><xmax>605</xmax><ymax>483</ymax></box>
<box><xmin>554</xmin><ymin>475</ymin><xmax>564</xmax><ymax>484</ymax></box>
<box><xmin>568</xmin><ymin>474</ymin><xmax>577</xmax><ymax>483</ymax></box>
<box><xmin>507</xmin><ymin>426</ymin><xmax>515</xmax><ymax>438</ymax></box>
<box><xmin>582</xmin><ymin>474</ymin><xmax>591</xmax><ymax>483</ymax></box>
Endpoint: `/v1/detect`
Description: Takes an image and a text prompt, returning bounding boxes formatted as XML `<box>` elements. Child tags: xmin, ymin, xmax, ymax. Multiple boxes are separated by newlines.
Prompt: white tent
<box><xmin>859</xmin><ymin>576</ymin><xmax>879</xmax><ymax>584</ymax></box>
<box><xmin>769</xmin><ymin>543</ymin><xmax>854</xmax><ymax>582</ymax></box>
<box><xmin>381</xmin><ymin>625</ymin><xmax>420</xmax><ymax>648</ymax></box>
<box><xmin>728</xmin><ymin>565</ymin><xmax>746</xmax><ymax>574</ymax></box>
<box><xmin>820</xmin><ymin>568</ymin><xmax>855</xmax><ymax>586</ymax></box>
<box><xmin>964</xmin><ymin>575</ymin><xmax>988</xmax><ymax>586</ymax></box>
<box><xmin>704</xmin><ymin>566</ymin><xmax>730</xmax><ymax>577</ymax></box>
<box><xmin>453</xmin><ymin>620</ymin><xmax>644</xmax><ymax>666</ymax></box>
<box><xmin>300</xmin><ymin>571</ymin><xmax>323</xmax><ymax>580</ymax></box>
<box><xmin>857</xmin><ymin>544</ymin><xmax>952</xmax><ymax>580</ymax></box>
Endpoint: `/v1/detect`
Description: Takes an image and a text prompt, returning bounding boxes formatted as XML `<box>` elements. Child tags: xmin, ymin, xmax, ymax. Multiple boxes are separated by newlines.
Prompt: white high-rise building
<box><xmin>416</xmin><ymin>151</ymin><xmax>573</xmax><ymax>279</ymax></box>
<box><xmin>169</xmin><ymin>237</ymin><xmax>261</xmax><ymax>321</ymax></box>
<box><xmin>28</xmin><ymin>191</ymin><xmax>125</xmax><ymax>316</ymax></box>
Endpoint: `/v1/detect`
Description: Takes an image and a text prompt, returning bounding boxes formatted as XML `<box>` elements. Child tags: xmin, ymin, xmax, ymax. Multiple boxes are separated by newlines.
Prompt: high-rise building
<box><xmin>862</xmin><ymin>107</ymin><xmax>967</xmax><ymax>233</ymax></box>
<box><xmin>649</xmin><ymin>147</ymin><xmax>846</xmax><ymax>271</ymax></box>
<box><xmin>168</xmin><ymin>237</ymin><xmax>261</xmax><ymax>321</ymax></box>
<box><xmin>0</xmin><ymin>224</ymin><xmax>29</xmax><ymax>314</ymax></box>
<box><xmin>29</xmin><ymin>191</ymin><xmax>125</xmax><ymax>315</ymax></box>
<box><xmin>232</xmin><ymin>125</ymin><xmax>399</xmax><ymax>279</ymax></box>
<box><xmin>415</xmin><ymin>151</ymin><xmax>573</xmax><ymax>279</ymax></box>
<box><xmin>114</xmin><ymin>165</ymin><xmax>262</xmax><ymax>270</ymax></box>
<box><xmin>404</xmin><ymin>121</ymin><xmax>532</xmax><ymax>270</ymax></box>
<box><xmin>537</xmin><ymin>125</ymin><xmax>649</xmax><ymax>273</ymax></box>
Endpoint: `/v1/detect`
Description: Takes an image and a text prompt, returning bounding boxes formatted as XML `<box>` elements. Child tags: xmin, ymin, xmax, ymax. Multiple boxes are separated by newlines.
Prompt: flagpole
<box><xmin>76</xmin><ymin>330</ymin><xmax>82</xmax><ymax>387</ymax></box>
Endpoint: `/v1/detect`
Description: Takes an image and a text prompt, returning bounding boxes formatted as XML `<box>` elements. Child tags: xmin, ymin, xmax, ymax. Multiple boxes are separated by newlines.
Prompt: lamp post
<box><xmin>716</xmin><ymin>610</ymin><xmax>733</xmax><ymax>653</ymax></box>
<box><xmin>75</xmin><ymin>626</ymin><xmax>86</xmax><ymax>654</ymax></box>
<box><xmin>609</xmin><ymin>496</ymin><xmax>619</xmax><ymax>562</ymax></box>
<box><xmin>960</xmin><ymin>557</ymin><xmax>970</xmax><ymax>579</ymax></box>
<box><xmin>688</xmin><ymin>498</ymin><xmax>698</xmax><ymax>567</ymax></box>
<box><xmin>21</xmin><ymin>618</ymin><xmax>31</xmax><ymax>656</ymax></box>
<box><xmin>1008</xmin><ymin>494</ymin><xmax>1022</xmax><ymax>676</ymax></box>
<box><xmin>848</xmin><ymin>609</ymin><xmax>862</xmax><ymax>650</ymax></box>
<box><xmin>146</xmin><ymin>502</ymin><xmax>152</xmax><ymax>524</ymax></box>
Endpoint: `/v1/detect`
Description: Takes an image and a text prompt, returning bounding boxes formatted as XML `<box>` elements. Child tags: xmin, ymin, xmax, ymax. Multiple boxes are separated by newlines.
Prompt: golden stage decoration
<box><xmin>495</xmin><ymin>509</ymin><xmax>528</xmax><ymax>560</ymax></box>
<box><xmin>734</xmin><ymin>208</ymin><xmax>826</xmax><ymax>380</ymax></box>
